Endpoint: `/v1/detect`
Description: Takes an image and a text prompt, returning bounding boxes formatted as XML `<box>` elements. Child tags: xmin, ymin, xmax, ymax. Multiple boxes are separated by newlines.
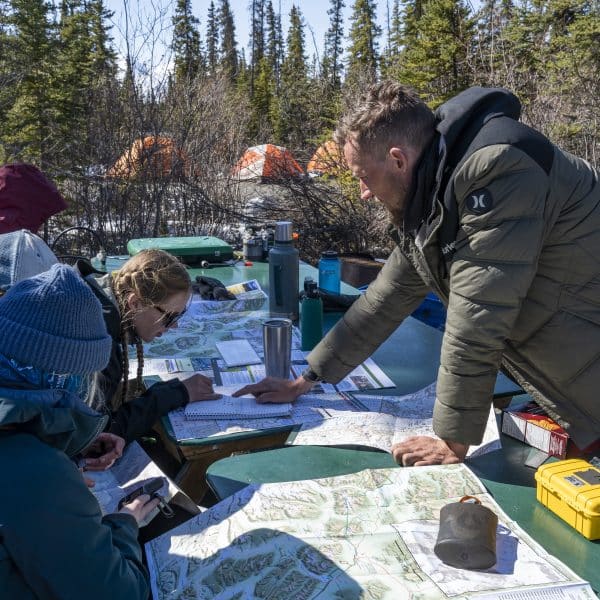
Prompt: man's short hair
<box><xmin>335</xmin><ymin>81</ymin><xmax>436</xmax><ymax>158</ymax></box>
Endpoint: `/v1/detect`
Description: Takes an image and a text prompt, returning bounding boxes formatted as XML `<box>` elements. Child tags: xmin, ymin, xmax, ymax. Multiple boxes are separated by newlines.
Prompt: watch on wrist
<box><xmin>301</xmin><ymin>367</ymin><xmax>323</xmax><ymax>383</ymax></box>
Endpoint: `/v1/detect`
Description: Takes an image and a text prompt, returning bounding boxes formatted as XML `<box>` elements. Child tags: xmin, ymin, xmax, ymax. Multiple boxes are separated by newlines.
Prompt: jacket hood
<box><xmin>76</xmin><ymin>259</ymin><xmax>121</xmax><ymax>338</ymax></box>
<box><xmin>0</xmin><ymin>164</ymin><xmax>67</xmax><ymax>234</ymax></box>
<box><xmin>435</xmin><ymin>87</ymin><xmax>521</xmax><ymax>156</ymax></box>
<box><xmin>0</xmin><ymin>385</ymin><xmax>108</xmax><ymax>457</ymax></box>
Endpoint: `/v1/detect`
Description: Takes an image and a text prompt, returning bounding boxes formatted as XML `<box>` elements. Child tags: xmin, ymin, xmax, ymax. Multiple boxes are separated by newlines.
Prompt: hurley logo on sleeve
<box><xmin>466</xmin><ymin>188</ymin><xmax>493</xmax><ymax>214</ymax></box>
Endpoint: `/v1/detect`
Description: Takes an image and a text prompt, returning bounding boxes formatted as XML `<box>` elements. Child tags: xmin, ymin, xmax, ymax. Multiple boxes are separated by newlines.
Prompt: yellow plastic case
<box><xmin>535</xmin><ymin>459</ymin><xmax>600</xmax><ymax>539</ymax></box>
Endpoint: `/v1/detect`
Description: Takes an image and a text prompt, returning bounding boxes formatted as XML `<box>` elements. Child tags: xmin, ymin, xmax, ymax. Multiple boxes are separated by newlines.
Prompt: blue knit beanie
<box><xmin>0</xmin><ymin>264</ymin><xmax>111</xmax><ymax>374</ymax></box>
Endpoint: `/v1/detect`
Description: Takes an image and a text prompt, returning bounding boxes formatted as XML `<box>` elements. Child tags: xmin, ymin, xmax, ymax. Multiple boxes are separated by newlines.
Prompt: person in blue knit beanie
<box><xmin>0</xmin><ymin>262</ymin><xmax>111</xmax><ymax>374</ymax></box>
<box><xmin>0</xmin><ymin>263</ymin><xmax>158</xmax><ymax>599</ymax></box>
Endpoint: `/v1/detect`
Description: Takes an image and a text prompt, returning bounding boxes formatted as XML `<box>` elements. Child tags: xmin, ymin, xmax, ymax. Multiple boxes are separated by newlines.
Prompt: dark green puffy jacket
<box><xmin>308</xmin><ymin>87</ymin><xmax>600</xmax><ymax>449</ymax></box>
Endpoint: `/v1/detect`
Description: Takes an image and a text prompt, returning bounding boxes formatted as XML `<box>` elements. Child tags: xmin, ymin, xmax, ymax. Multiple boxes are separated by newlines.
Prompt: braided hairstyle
<box><xmin>111</xmin><ymin>249</ymin><xmax>191</xmax><ymax>406</ymax></box>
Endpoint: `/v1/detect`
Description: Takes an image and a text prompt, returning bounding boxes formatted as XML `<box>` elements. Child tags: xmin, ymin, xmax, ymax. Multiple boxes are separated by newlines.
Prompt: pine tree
<box><xmin>282</xmin><ymin>4</ymin><xmax>307</xmax><ymax>79</ymax></box>
<box><xmin>265</xmin><ymin>0</ymin><xmax>283</xmax><ymax>88</ymax></box>
<box><xmin>84</xmin><ymin>0</ymin><xmax>118</xmax><ymax>169</ymax></box>
<box><xmin>248</xmin><ymin>56</ymin><xmax>276</xmax><ymax>137</ymax></box>
<box><xmin>346</xmin><ymin>0</ymin><xmax>381</xmax><ymax>86</ymax></box>
<box><xmin>54</xmin><ymin>0</ymin><xmax>98</xmax><ymax>167</ymax></box>
<box><xmin>206</xmin><ymin>1</ymin><xmax>219</xmax><ymax>76</ymax></box>
<box><xmin>0</xmin><ymin>0</ymin><xmax>17</xmax><ymax>157</ymax></box>
<box><xmin>88</xmin><ymin>0</ymin><xmax>117</xmax><ymax>79</ymax></box>
<box><xmin>397</xmin><ymin>0</ymin><xmax>475</xmax><ymax>105</ymax></box>
<box><xmin>274</xmin><ymin>4</ymin><xmax>312</xmax><ymax>147</ymax></box>
<box><xmin>236</xmin><ymin>47</ymin><xmax>250</xmax><ymax>91</ymax></box>
<box><xmin>322</xmin><ymin>0</ymin><xmax>345</xmax><ymax>89</ymax></box>
<box><xmin>171</xmin><ymin>0</ymin><xmax>202</xmax><ymax>83</ymax></box>
<box><xmin>538</xmin><ymin>0</ymin><xmax>600</xmax><ymax>159</ymax></box>
<box><xmin>3</xmin><ymin>0</ymin><xmax>57</xmax><ymax>165</ymax></box>
<box><xmin>473</xmin><ymin>0</ymin><xmax>515</xmax><ymax>86</ymax></box>
<box><xmin>499</xmin><ymin>1</ymin><xmax>549</xmax><ymax>102</ymax></box>
<box><xmin>249</xmin><ymin>0</ymin><xmax>265</xmax><ymax>94</ymax></box>
<box><xmin>218</xmin><ymin>0</ymin><xmax>238</xmax><ymax>81</ymax></box>
<box><xmin>381</xmin><ymin>0</ymin><xmax>402</xmax><ymax>77</ymax></box>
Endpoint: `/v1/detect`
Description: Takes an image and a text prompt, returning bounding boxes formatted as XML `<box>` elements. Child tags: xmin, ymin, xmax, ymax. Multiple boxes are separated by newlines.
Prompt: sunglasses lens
<box><xmin>164</xmin><ymin>308</ymin><xmax>186</xmax><ymax>327</ymax></box>
<box><xmin>154</xmin><ymin>304</ymin><xmax>187</xmax><ymax>327</ymax></box>
<box><xmin>163</xmin><ymin>313</ymin><xmax>177</xmax><ymax>327</ymax></box>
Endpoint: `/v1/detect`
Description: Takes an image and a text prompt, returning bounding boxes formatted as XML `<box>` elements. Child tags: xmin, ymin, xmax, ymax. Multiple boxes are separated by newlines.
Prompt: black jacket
<box><xmin>77</xmin><ymin>260</ymin><xmax>189</xmax><ymax>443</ymax></box>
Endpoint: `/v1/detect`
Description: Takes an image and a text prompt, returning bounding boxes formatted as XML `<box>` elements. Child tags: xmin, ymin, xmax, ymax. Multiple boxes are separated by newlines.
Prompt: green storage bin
<box><xmin>127</xmin><ymin>236</ymin><xmax>234</xmax><ymax>265</ymax></box>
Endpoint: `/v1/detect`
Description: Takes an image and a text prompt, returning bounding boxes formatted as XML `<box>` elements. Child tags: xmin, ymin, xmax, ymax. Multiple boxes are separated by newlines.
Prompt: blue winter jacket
<box><xmin>0</xmin><ymin>383</ymin><xmax>150</xmax><ymax>599</ymax></box>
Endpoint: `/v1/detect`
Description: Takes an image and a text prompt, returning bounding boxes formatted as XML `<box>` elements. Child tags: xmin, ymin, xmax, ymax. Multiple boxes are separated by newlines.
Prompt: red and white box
<box><xmin>501</xmin><ymin>401</ymin><xmax>569</xmax><ymax>459</ymax></box>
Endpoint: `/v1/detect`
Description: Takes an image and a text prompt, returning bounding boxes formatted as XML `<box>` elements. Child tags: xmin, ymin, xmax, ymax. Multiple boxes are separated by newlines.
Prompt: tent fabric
<box><xmin>307</xmin><ymin>140</ymin><xmax>348</xmax><ymax>176</ymax></box>
<box><xmin>107</xmin><ymin>136</ymin><xmax>191</xmax><ymax>180</ymax></box>
<box><xmin>232</xmin><ymin>144</ymin><xmax>304</xmax><ymax>181</ymax></box>
<box><xmin>0</xmin><ymin>164</ymin><xmax>67</xmax><ymax>235</ymax></box>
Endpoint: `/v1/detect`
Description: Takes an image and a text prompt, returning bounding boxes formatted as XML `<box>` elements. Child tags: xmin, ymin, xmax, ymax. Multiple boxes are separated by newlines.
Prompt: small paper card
<box><xmin>215</xmin><ymin>339</ymin><xmax>262</xmax><ymax>367</ymax></box>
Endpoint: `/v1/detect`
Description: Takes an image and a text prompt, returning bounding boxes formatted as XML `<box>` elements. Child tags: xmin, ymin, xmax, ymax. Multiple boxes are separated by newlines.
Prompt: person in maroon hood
<box><xmin>0</xmin><ymin>163</ymin><xmax>67</xmax><ymax>234</ymax></box>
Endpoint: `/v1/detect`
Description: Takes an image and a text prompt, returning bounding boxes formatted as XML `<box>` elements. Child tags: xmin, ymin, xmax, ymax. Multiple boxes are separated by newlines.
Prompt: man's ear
<box><xmin>389</xmin><ymin>146</ymin><xmax>409</xmax><ymax>172</ymax></box>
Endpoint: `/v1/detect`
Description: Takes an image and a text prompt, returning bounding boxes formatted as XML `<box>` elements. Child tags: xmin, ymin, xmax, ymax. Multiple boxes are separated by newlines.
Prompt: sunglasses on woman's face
<box><xmin>153</xmin><ymin>304</ymin><xmax>187</xmax><ymax>328</ymax></box>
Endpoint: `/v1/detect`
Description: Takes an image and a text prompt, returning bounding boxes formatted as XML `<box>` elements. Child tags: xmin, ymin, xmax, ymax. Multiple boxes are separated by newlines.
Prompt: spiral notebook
<box><xmin>184</xmin><ymin>389</ymin><xmax>292</xmax><ymax>420</ymax></box>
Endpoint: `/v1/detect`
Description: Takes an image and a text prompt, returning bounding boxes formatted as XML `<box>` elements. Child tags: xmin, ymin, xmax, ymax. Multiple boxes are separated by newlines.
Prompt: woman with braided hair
<box><xmin>77</xmin><ymin>249</ymin><xmax>219</xmax><ymax>443</ymax></box>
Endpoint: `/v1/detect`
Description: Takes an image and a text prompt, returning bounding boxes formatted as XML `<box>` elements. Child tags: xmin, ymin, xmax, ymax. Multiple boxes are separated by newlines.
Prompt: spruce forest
<box><xmin>1</xmin><ymin>0</ymin><xmax>599</xmax><ymax>259</ymax></box>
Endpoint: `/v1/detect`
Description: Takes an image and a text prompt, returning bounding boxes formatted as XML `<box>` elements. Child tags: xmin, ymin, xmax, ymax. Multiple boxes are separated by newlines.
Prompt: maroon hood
<box><xmin>0</xmin><ymin>164</ymin><xmax>68</xmax><ymax>234</ymax></box>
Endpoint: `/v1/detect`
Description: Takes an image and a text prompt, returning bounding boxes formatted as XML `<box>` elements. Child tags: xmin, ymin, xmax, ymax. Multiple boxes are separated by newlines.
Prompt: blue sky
<box><xmin>106</xmin><ymin>0</ymin><xmax>388</xmax><ymax>65</ymax></box>
<box><xmin>105</xmin><ymin>0</ymin><xmax>480</xmax><ymax>77</ymax></box>
<box><xmin>223</xmin><ymin>0</ymin><xmax>385</xmax><ymax>58</ymax></box>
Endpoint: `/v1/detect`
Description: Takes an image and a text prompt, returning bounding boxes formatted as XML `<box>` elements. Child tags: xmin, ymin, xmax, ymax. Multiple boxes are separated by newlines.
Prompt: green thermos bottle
<box><xmin>301</xmin><ymin>277</ymin><xmax>323</xmax><ymax>351</ymax></box>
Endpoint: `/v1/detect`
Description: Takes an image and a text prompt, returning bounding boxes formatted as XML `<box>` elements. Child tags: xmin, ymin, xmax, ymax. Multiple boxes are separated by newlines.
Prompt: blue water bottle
<box><xmin>318</xmin><ymin>250</ymin><xmax>341</xmax><ymax>294</ymax></box>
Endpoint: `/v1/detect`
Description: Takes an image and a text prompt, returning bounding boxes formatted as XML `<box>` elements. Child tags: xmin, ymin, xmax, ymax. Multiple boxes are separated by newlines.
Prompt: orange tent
<box><xmin>107</xmin><ymin>136</ymin><xmax>191</xmax><ymax>180</ymax></box>
<box><xmin>307</xmin><ymin>140</ymin><xmax>348</xmax><ymax>177</ymax></box>
<box><xmin>232</xmin><ymin>144</ymin><xmax>304</xmax><ymax>181</ymax></box>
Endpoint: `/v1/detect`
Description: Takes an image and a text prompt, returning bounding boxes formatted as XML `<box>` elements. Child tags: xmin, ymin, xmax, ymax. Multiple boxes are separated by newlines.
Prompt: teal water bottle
<box><xmin>301</xmin><ymin>277</ymin><xmax>323</xmax><ymax>351</ymax></box>
<box><xmin>318</xmin><ymin>250</ymin><xmax>341</xmax><ymax>294</ymax></box>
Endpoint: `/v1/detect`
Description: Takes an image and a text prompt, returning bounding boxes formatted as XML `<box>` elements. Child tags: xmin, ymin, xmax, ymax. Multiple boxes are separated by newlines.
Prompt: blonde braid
<box><xmin>118</xmin><ymin>320</ymin><xmax>130</xmax><ymax>408</ymax></box>
<box><xmin>134</xmin><ymin>339</ymin><xmax>145</xmax><ymax>397</ymax></box>
<box><xmin>111</xmin><ymin>249</ymin><xmax>191</xmax><ymax>405</ymax></box>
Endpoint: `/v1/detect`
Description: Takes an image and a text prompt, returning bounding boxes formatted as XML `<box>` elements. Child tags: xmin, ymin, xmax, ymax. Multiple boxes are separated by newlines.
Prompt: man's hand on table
<box><xmin>182</xmin><ymin>373</ymin><xmax>222</xmax><ymax>403</ymax></box>
<box><xmin>233</xmin><ymin>375</ymin><xmax>313</xmax><ymax>404</ymax></box>
<box><xmin>391</xmin><ymin>436</ymin><xmax>469</xmax><ymax>466</ymax></box>
<box><xmin>81</xmin><ymin>432</ymin><xmax>125</xmax><ymax>471</ymax></box>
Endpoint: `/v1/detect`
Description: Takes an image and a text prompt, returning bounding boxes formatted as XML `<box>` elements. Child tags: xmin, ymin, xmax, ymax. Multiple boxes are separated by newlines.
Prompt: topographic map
<box><xmin>292</xmin><ymin>383</ymin><xmax>501</xmax><ymax>458</ymax></box>
<box><xmin>134</xmin><ymin>300</ymin><xmax>397</xmax><ymax>443</ymax></box>
<box><xmin>140</xmin><ymin>303</ymin><xmax>284</xmax><ymax>360</ymax></box>
<box><xmin>86</xmin><ymin>442</ymin><xmax>176</xmax><ymax>526</ymax></box>
<box><xmin>145</xmin><ymin>464</ymin><xmax>593</xmax><ymax>599</ymax></box>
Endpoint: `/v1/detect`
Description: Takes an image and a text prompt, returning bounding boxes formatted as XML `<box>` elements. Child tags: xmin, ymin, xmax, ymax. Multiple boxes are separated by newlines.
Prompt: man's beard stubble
<box><xmin>383</xmin><ymin>180</ymin><xmax>409</xmax><ymax>228</ymax></box>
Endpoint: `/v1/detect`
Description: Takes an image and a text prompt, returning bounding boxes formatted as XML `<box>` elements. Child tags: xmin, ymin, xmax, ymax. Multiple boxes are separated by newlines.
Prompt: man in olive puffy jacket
<box><xmin>236</xmin><ymin>81</ymin><xmax>600</xmax><ymax>465</ymax></box>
